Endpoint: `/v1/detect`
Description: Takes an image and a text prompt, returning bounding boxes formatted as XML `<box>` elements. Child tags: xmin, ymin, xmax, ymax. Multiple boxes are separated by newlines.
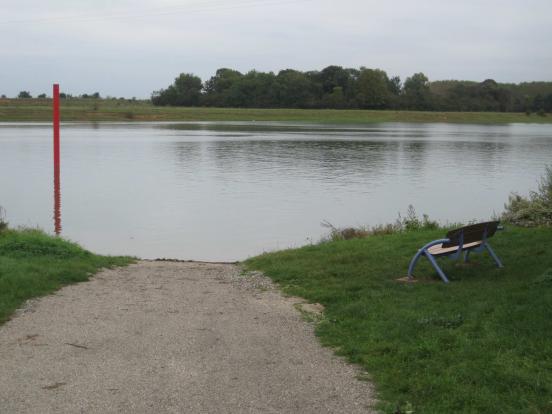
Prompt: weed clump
<box><xmin>502</xmin><ymin>166</ymin><xmax>552</xmax><ymax>227</ymax></box>
<box><xmin>397</xmin><ymin>204</ymin><xmax>440</xmax><ymax>231</ymax></box>
<box><xmin>322</xmin><ymin>205</ymin><xmax>440</xmax><ymax>241</ymax></box>
<box><xmin>0</xmin><ymin>206</ymin><xmax>7</xmax><ymax>233</ymax></box>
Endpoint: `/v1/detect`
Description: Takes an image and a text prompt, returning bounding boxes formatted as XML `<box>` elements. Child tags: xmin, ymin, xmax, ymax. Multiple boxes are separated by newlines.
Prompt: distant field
<box><xmin>1</xmin><ymin>98</ymin><xmax>552</xmax><ymax>123</ymax></box>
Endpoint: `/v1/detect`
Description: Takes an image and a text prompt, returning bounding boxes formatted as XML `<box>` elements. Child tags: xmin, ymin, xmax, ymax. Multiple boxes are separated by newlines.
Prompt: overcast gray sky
<box><xmin>1</xmin><ymin>0</ymin><xmax>551</xmax><ymax>98</ymax></box>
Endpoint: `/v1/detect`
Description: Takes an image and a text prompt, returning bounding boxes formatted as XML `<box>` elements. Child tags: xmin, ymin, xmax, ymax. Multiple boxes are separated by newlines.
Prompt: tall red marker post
<box><xmin>53</xmin><ymin>84</ymin><xmax>62</xmax><ymax>235</ymax></box>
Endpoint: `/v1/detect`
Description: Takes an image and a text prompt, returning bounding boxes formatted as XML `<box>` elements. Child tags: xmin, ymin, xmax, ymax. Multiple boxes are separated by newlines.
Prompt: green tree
<box><xmin>224</xmin><ymin>70</ymin><xmax>277</xmax><ymax>108</ymax></box>
<box><xmin>17</xmin><ymin>91</ymin><xmax>32</xmax><ymax>98</ymax></box>
<box><xmin>318</xmin><ymin>65</ymin><xmax>351</xmax><ymax>94</ymax></box>
<box><xmin>316</xmin><ymin>66</ymin><xmax>356</xmax><ymax>107</ymax></box>
<box><xmin>322</xmin><ymin>86</ymin><xmax>346</xmax><ymax>108</ymax></box>
<box><xmin>403</xmin><ymin>73</ymin><xmax>432</xmax><ymax>110</ymax></box>
<box><xmin>203</xmin><ymin>68</ymin><xmax>243</xmax><ymax>106</ymax></box>
<box><xmin>477</xmin><ymin>79</ymin><xmax>512</xmax><ymax>111</ymax></box>
<box><xmin>275</xmin><ymin>69</ymin><xmax>317</xmax><ymax>108</ymax></box>
<box><xmin>545</xmin><ymin>94</ymin><xmax>552</xmax><ymax>112</ymax></box>
<box><xmin>532</xmin><ymin>94</ymin><xmax>545</xmax><ymax>112</ymax></box>
<box><xmin>152</xmin><ymin>73</ymin><xmax>203</xmax><ymax>106</ymax></box>
<box><xmin>388</xmin><ymin>76</ymin><xmax>401</xmax><ymax>96</ymax></box>
<box><xmin>151</xmin><ymin>86</ymin><xmax>177</xmax><ymax>106</ymax></box>
<box><xmin>355</xmin><ymin>68</ymin><xmax>390</xmax><ymax>109</ymax></box>
<box><xmin>204</xmin><ymin>68</ymin><xmax>243</xmax><ymax>94</ymax></box>
<box><xmin>387</xmin><ymin>76</ymin><xmax>402</xmax><ymax>109</ymax></box>
<box><xmin>173</xmin><ymin>73</ymin><xmax>202</xmax><ymax>106</ymax></box>
<box><xmin>150</xmin><ymin>66</ymin><xmax>552</xmax><ymax>112</ymax></box>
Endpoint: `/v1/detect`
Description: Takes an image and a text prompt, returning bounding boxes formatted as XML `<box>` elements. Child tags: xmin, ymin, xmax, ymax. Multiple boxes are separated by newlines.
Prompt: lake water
<box><xmin>1</xmin><ymin>122</ymin><xmax>551</xmax><ymax>261</ymax></box>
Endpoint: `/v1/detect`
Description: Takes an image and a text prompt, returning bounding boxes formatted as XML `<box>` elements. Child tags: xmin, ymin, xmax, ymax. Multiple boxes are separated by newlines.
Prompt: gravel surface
<box><xmin>0</xmin><ymin>261</ymin><xmax>375</xmax><ymax>413</ymax></box>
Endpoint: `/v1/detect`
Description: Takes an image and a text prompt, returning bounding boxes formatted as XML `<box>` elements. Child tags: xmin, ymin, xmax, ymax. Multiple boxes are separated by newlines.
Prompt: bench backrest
<box><xmin>442</xmin><ymin>221</ymin><xmax>499</xmax><ymax>248</ymax></box>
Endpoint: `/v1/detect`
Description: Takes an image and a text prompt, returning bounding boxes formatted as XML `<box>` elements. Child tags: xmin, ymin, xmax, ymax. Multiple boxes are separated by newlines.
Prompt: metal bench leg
<box><xmin>464</xmin><ymin>250</ymin><xmax>471</xmax><ymax>263</ymax></box>
<box><xmin>407</xmin><ymin>250</ymin><xmax>424</xmax><ymax>280</ymax></box>
<box><xmin>485</xmin><ymin>243</ymin><xmax>503</xmax><ymax>268</ymax></box>
<box><xmin>426</xmin><ymin>253</ymin><xmax>450</xmax><ymax>283</ymax></box>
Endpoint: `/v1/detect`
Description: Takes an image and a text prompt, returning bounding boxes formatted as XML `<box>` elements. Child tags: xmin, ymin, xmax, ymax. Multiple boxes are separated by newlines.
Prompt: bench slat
<box><xmin>442</xmin><ymin>221</ymin><xmax>499</xmax><ymax>248</ymax></box>
<box><xmin>428</xmin><ymin>241</ymin><xmax>482</xmax><ymax>256</ymax></box>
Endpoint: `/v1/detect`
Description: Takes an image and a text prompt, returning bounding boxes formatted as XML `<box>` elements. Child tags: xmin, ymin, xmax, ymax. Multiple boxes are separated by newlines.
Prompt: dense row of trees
<box><xmin>152</xmin><ymin>66</ymin><xmax>552</xmax><ymax>113</ymax></box>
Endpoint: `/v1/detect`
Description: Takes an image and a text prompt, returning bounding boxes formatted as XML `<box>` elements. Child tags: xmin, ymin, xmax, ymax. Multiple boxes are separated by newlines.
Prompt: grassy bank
<box><xmin>1</xmin><ymin>98</ymin><xmax>551</xmax><ymax>123</ymax></box>
<box><xmin>245</xmin><ymin>226</ymin><xmax>552</xmax><ymax>413</ymax></box>
<box><xmin>0</xmin><ymin>228</ymin><xmax>134</xmax><ymax>325</ymax></box>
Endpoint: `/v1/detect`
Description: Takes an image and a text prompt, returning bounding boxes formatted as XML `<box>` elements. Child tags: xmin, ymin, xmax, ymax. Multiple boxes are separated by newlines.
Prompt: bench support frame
<box><xmin>407</xmin><ymin>227</ymin><xmax>503</xmax><ymax>283</ymax></box>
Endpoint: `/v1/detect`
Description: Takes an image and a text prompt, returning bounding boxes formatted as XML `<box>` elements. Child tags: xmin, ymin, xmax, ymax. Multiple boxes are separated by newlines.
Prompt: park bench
<box><xmin>407</xmin><ymin>221</ymin><xmax>503</xmax><ymax>283</ymax></box>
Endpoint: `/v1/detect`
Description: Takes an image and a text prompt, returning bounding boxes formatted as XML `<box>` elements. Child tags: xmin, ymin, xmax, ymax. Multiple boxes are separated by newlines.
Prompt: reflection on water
<box><xmin>1</xmin><ymin>121</ymin><xmax>551</xmax><ymax>261</ymax></box>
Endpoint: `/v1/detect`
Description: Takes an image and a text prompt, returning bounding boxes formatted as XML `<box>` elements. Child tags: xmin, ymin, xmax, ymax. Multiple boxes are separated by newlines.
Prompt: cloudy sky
<box><xmin>1</xmin><ymin>0</ymin><xmax>551</xmax><ymax>98</ymax></box>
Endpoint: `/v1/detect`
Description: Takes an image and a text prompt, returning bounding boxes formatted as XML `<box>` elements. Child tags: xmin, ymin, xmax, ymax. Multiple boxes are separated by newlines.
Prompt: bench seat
<box><xmin>427</xmin><ymin>241</ymin><xmax>482</xmax><ymax>256</ymax></box>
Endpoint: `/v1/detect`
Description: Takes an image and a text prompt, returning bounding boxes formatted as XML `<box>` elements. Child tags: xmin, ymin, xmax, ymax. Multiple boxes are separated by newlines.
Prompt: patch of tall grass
<box><xmin>0</xmin><ymin>206</ymin><xmax>7</xmax><ymax>233</ymax></box>
<box><xmin>503</xmin><ymin>165</ymin><xmax>552</xmax><ymax>226</ymax></box>
<box><xmin>321</xmin><ymin>205</ymin><xmax>440</xmax><ymax>241</ymax></box>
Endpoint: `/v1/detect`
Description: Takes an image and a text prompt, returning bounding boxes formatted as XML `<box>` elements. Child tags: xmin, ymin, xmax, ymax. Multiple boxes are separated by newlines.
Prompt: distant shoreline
<box><xmin>1</xmin><ymin>98</ymin><xmax>552</xmax><ymax>124</ymax></box>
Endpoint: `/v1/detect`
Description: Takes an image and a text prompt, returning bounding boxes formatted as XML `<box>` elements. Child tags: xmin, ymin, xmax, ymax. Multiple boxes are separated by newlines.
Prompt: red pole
<box><xmin>53</xmin><ymin>84</ymin><xmax>60</xmax><ymax>169</ymax></box>
<box><xmin>53</xmin><ymin>84</ymin><xmax>62</xmax><ymax>235</ymax></box>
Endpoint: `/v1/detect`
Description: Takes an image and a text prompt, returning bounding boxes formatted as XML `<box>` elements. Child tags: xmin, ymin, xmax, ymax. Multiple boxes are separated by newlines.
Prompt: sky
<box><xmin>1</xmin><ymin>0</ymin><xmax>551</xmax><ymax>98</ymax></box>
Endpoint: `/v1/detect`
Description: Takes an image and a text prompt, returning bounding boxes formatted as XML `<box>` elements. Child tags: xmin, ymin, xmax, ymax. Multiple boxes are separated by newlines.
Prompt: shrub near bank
<box><xmin>503</xmin><ymin>166</ymin><xmax>552</xmax><ymax>227</ymax></box>
<box><xmin>0</xmin><ymin>206</ymin><xmax>7</xmax><ymax>233</ymax></box>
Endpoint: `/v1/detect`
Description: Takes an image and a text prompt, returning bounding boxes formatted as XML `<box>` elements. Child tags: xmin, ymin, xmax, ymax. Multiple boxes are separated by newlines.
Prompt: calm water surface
<box><xmin>1</xmin><ymin>122</ymin><xmax>551</xmax><ymax>261</ymax></box>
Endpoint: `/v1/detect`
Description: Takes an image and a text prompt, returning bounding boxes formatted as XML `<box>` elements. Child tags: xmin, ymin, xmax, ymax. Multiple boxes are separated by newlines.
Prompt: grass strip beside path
<box><xmin>1</xmin><ymin>98</ymin><xmax>552</xmax><ymax>123</ymax></box>
<box><xmin>245</xmin><ymin>226</ymin><xmax>552</xmax><ymax>413</ymax></box>
<box><xmin>0</xmin><ymin>228</ymin><xmax>134</xmax><ymax>325</ymax></box>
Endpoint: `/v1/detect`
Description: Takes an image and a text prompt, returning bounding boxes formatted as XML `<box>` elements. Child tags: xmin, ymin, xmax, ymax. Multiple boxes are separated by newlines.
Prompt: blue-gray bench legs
<box><xmin>485</xmin><ymin>243</ymin><xmax>503</xmax><ymax>268</ymax></box>
<box><xmin>408</xmin><ymin>242</ymin><xmax>503</xmax><ymax>283</ymax></box>
<box><xmin>465</xmin><ymin>242</ymin><xmax>503</xmax><ymax>268</ymax></box>
<box><xmin>408</xmin><ymin>248</ymin><xmax>450</xmax><ymax>283</ymax></box>
<box><xmin>407</xmin><ymin>239</ymin><xmax>451</xmax><ymax>283</ymax></box>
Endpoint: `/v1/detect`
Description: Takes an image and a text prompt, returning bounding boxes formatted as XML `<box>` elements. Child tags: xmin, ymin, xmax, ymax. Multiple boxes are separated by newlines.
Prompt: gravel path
<box><xmin>0</xmin><ymin>261</ymin><xmax>375</xmax><ymax>413</ymax></box>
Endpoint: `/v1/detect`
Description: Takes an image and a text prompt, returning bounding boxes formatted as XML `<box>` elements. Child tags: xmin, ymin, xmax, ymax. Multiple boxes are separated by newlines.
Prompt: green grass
<box><xmin>1</xmin><ymin>98</ymin><xmax>552</xmax><ymax>123</ymax></box>
<box><xmin>0</xmin><ymin>228</ymin><xmax>134</xmax><ymax>325</ymax></box>
<box><xmin>245</xmin><ymin>226</ymin><xmax>552</xmax><ymax>413</ymax></box>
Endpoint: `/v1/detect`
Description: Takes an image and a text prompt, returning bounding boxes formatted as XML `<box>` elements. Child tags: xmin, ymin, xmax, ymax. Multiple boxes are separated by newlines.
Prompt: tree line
<box><xmin>151</xmin><ymin>66</ymin><xmax>552</xmax><ymax>113</ymax></box>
